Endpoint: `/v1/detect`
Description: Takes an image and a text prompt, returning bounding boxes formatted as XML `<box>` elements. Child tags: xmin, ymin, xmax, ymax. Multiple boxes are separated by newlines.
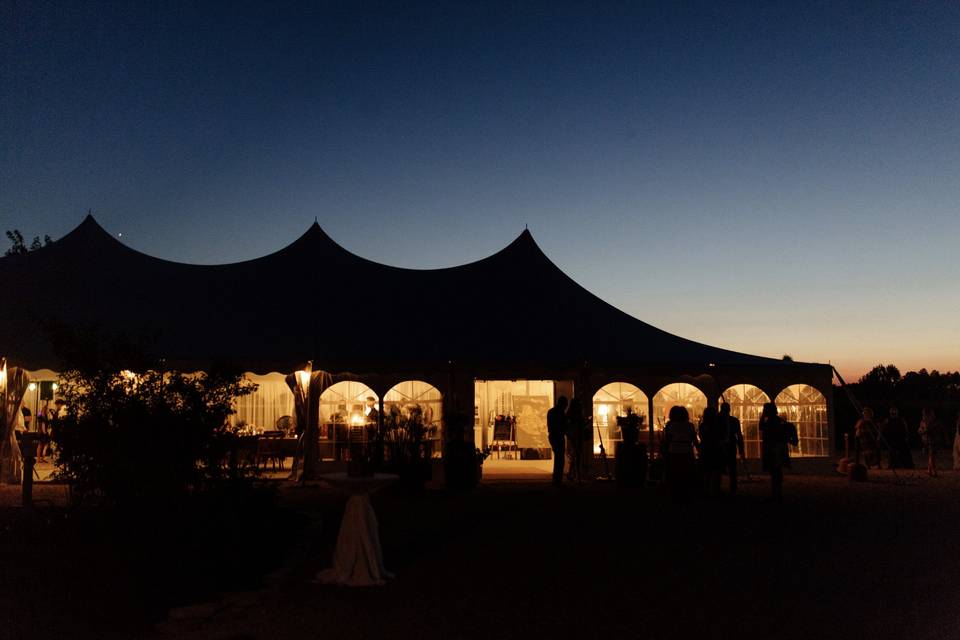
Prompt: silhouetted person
<box><xmin>547</xmin><ymin>396</ymin><xmax>568</xmax><ymax>486</ymax></box>
<box><xmin>953</xmin><ymin>414</ymin><xmax>960</xmax><ymax>471</ymax></box>
<box><xmin>615</xmin><ymin>409</ymin><xmax>644</xmax><ymax>488</ymax></box>
<box><xmin>719</xmin><ymin>402</ymin><xmax>744</xmax><ymax>495</ymax></box>
<box><xmin>760</xmin><ymin>402</ymin><xmax>797</xmax><ymax>502</ymax></box>
<box><xmin>854</xmin><ymin>407</ymin><xmax>879</xmax><ymax>469</ymax></box>
<box><xmin>881</xmin><ymin>407</ymin><xmax>911</xmax><ymax>470</ymax></box>
<box><xmin>662</xmin><ymin>405</ymin><xmax>698</xmax><ymax>502</ymax></box>
<box><xmin>35</xmin><ymin>401</ymin><xmax>53</xmax><ymax>462</ymax></box>
<box><xmin>698</xmin><ymin>406</ymin><xmax>724</xmax><ymax>497</ymax></box>
<box><xmin>364</xmin><ymin>396</ymin><xmax>379</xmax><ymax>424</ymax></box>
<box><xmin>565</xmin><ymin>398</ymin><xmax>587</xmax><ymax>483</ymax></box>
<box><xmin>918</xmin><ymin>408</ymin><xmax>945</xmax><ymax>477</ymax></box>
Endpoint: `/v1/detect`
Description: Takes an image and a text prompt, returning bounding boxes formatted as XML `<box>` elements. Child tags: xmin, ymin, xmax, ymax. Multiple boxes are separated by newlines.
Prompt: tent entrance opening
<box><xmin>474</xmin><ymin>379</ymin><xmax>569</xmax><ymax>475</ymax></box>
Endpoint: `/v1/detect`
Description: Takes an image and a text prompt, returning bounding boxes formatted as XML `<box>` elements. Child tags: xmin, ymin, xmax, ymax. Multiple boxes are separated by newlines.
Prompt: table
<box><xmin>314</xmin><ymin>472</ymin><xmax>398</xmax><ymax>587</ymax></box>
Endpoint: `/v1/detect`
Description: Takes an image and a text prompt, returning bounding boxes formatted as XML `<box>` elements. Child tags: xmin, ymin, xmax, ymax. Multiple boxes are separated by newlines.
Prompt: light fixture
<box><xmin>350</xmin><ymin>413</ymin><xmax>365</xmax><ymax>426</ymax></box>
<box><xmin>295</xmin><ymin>360</ymin><xmax>313</xmax><ymax>395</ymax></box>
<box><xmin>28</xmin><ymin>382</ymin><xmax>37</xmax><ymax>391</ymax></box>
<box><xmin>51</xmin><ymin>382</ymin><xmax>58</xmax><ymax>391</ymax></box>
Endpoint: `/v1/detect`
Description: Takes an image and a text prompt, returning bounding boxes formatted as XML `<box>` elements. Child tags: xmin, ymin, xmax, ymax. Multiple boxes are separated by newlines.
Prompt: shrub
<box><xmin>52</xmin><ymin>365</ymin><xmax>256</xmax><ymax>506</ymax></box>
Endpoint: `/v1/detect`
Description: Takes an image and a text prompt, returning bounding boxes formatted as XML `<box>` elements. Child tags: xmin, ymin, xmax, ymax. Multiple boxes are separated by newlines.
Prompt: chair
<box><xmin>275</xmin><ymin>415</ymin><xmax>294</xmax><ymax>437</ymax></box>
<box><xmin>490</xmin><ymin>418</ymin><xmax>518</xmax><ymax>460</ymax></box>
<box><xmin>256</xmin><ymin>432</ymin><xmax>284</xmax><ymax>471</ymax></box>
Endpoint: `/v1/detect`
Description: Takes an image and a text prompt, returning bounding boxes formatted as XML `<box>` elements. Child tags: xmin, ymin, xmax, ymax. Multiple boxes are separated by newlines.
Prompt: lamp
<box><xmin>295</xmin><ymin>360</ymin><xmax>313</xmax><ymax>395</ymax></box>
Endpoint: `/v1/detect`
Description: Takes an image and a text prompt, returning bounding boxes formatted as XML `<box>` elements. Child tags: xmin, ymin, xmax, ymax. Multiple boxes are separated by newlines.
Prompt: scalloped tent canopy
<box><xmin>0</xmin><ymin>215</ymin><xmax>826</xmax><ymax>377</ymax></box>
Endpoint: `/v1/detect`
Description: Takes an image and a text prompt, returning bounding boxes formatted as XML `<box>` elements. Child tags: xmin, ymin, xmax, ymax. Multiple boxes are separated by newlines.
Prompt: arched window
<box><xmin>592</xmin><ymin>382</ymin><xmax>648</xmax><ymax>455</ymax></box>
<box><xmin>319</xmin><ymin>381</ymin><xmax>379</xmax><ymax>461</ymax></box>
<box><xmin>384</xmin><ymin>380</ymin><xmax>443</xmax><ymax>458</ymax></box>
<box><xmin>233</xmin><ymin>373</ymin><xmax>295</xmax><ymax>433</ymax></box>
<box><xmin>775</xmin><ymin>384</ymin><xmax>828</xmax><ymax>457</ymax></box>
<box><xmin>720</xmin><ymin>384</ymin><xmax>770</xmax><ymax>459</ymax></box>
<box><xmin>653</xmin><ymin>383</ymin><xmax>708</xmax><ymax>431</ymax></box>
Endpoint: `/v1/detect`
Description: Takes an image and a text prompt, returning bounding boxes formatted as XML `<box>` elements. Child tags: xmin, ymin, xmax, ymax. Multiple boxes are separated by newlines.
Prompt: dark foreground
<box><xmin>3</xmin><ymin>467</ymin><xmax>959</xmax><ymax>640</ymax></box>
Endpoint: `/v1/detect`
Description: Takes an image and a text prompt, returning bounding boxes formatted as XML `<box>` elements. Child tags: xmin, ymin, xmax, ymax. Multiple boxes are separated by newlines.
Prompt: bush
<box><xmin>52</xmin><ymin>365</ymin><xmax>256</xmax><ymax>506</ymax></box>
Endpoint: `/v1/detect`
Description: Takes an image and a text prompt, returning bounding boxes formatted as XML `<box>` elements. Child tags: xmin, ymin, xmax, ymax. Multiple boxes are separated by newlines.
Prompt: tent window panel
<box><xmin>720</xmin><ymin>384</ymin><xmax>770</xmax><ymax>459</ymax></box>
<box><xmin>233</xmin><ymin>374</ymin><xmax>295</xmax><ymax>433</ymax></box>
<box><xmin>653</xmin><ymin>383</ymin><xmax>708</xmax><ymax>432</ymax></box>
<box><xmin>384</xmin><ymin>380</ymin><xmax>443</xmax><ymax>458</ymax></box>
<box><xmin>319</xmin><ymin>381</ymin><xmax>379</xmax><ymax>461</ymax></box>
<box><xmin>592</xmin><ymin>382</ymin><xmax>649</xmax><ymax>455</ymax></box>
<box><xmin>775</xmin><ymin>384</ymin><xmax>828</xmax><ymax>458</ymax></box>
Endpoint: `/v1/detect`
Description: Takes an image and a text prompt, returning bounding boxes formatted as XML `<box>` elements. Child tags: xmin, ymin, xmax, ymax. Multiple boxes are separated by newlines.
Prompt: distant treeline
<box><xmin>834</xmin><ymin>364</ymin><xmax>960</xmax><ymax>448</ymax></box>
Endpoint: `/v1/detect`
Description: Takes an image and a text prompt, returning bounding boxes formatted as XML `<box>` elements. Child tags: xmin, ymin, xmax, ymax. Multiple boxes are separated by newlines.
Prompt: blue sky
<box><xmin>2</xmin><ymin>1</ymin><xmax>958</xmax><ymax>377</ymax></box>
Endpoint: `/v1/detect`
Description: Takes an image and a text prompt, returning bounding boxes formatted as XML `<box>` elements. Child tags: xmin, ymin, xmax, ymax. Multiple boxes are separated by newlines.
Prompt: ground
<box><xmin>2</xmin><ymin>458</ymin><xmax>959</xmax><ymax>640</ymax></box>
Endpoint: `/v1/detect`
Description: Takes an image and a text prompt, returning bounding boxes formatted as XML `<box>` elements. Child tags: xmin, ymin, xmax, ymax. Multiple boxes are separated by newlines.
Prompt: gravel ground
<box><xmin>142</xmin><ymin>463</ymin><xmax>960</xmax><ymax>640</ymax></box>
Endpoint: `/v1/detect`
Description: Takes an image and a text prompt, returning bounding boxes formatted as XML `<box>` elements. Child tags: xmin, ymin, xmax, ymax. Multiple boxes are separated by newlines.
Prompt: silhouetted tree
<box><xmin>4</xmin><ymin>229</ymin><xmax>52</xmax><ymax>256</ymax></box>
<box><xmin>859</xmin><ymin>364</ymin><xmax>901</xmax><ymax>388</ymax></box>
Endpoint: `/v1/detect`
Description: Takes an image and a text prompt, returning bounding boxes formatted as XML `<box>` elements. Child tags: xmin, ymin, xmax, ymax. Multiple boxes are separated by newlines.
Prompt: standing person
<box><xmin>953</xmin><ymin>414</ymin><xmax>960</xmax><ymax>472</ymax></box>
<box><xmin>918</xmin><ymin>408</ymin><xmax>945</xmax><ymax>477</ymax></box>
<box><xmin>882</xmin><ymin>407</ymin><xmax>912</xmax><ymax>470</ymax></box>
<box><xmin>698</xmin><ymin>406</ymin><xmax>723</xmax><ymax>497</ymax></box>
<box><xmin>662</xmin><ymin>406</ymin><xmax>698</xmax><ymax>502</ymax></box>
<box><xmin>760</xmin><ymin>402</ymin><xmax>797</xmax><ymax>502</ymax></box>
<box><xmin>36</xmin><ymin>400</ymin><xmax>50</xmax><ymax>463</ymax></box>
<box><xmin>854</xmin><ymin>407</ymin><xmax>879</xmax><ymax>469</ymax></box>
<box><xmin>547</xmin><ymin>396</ymin><xmax>568</xmax><ymax>486</ymax></box>
<box><xmin>565</xmin><ymin>398</ymin><xmax>586</xmax><ymax>483</ymax></box>
<box><xmin>364</xmin><ymin>396</ymin><xmax>379</xmax><ymax>426</ymax></box>
<box><xmin>719</xmin><ymin>402</ymin><xmax>745</xmax><ymax>495</ymax></box>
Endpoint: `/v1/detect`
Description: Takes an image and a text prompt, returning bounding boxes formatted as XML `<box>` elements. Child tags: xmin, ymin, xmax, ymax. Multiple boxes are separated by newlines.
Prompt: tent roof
<box><xmin>0</xmin><ymin>215</ymin><xmax>826</xmax><ymax>375</ymax></box>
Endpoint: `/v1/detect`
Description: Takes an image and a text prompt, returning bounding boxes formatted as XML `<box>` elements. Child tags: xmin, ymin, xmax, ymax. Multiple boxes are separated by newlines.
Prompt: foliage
<box><xmin>4</xmin><ymin>229</ymin><xmax>52</xmax><ymax>256</ymax></box>
<box><xmin>52</xmin><ymin>363</ymin><xmax>256</xmax><ymax>506</ymax></box>
<box><xmin>835</xmin><ymin>364</ymin><xmax>960</xmax><ymax>448</ymax></box>
<box><xmin>381</xmin><ymin>404</ymin><xmax>437</xmax><ymax>465</ymax></box>
<box><xmin>378</xmin><ymin>404</ymin><xmax>437</xmax><ymax>488</ymax></box>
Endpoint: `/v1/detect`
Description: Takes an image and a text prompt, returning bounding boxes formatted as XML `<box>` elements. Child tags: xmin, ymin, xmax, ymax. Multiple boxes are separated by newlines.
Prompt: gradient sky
<box><xmin>2</xmin><ymin>1</ymin><xmax>958</xmax><ymax>379</ymax></box>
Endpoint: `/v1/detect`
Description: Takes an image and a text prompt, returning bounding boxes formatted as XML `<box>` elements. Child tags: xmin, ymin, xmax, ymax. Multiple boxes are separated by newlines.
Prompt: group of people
<box><xmin>546</xmin><ymin>395</ymin><xmax>798</xmax><ymax>501</ymax></box>
<box><xmin>662</xmin><ymin>401</ymin><xmax>796</xmax><ymax>502</ymax></box>
<box><xmin>545</xmin><ymin>396</ymin><xmax>590</xmax><ymax>485</ymax></box>
<box><xmin>854</xmin><ymin>406</ymin><xmax>960</xmax><ymax>477</ymax></box>
<box><xmin>15</xmin><ymin>399</ymin><xmax>65</xmax><ymax>462</ymax></box>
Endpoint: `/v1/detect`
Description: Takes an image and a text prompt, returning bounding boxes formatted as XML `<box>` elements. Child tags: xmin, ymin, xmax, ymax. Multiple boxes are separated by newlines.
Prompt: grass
<box><xmin>2</xmin><ymin>463</ymin><xmax>959</xmax><ymax>640</ymax></box>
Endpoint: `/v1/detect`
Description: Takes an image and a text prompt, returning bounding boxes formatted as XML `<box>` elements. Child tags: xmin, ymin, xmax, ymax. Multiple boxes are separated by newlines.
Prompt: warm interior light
<box><xmin>350</xmin><ymin>413</ymin><xmax>365</xmax><ymax>425</ymax></box>
<box><xmin>51</xmin><ymin>382</ymin><xmax>58</xmax><ymax>390</ymax></box>
<box><xmin>598</xmin><ymin>404</ymin><xmax>609</xmax><ymax>416</ymax></box>
<box><xmin>28</xmin><ymin>382</ymin><xmax>37</xmax><ymax>391</ymax></box>
<box><xmin>295</xmin><ymin>370</ymin><xmax>310</xmax><ymax>393</ymax></box>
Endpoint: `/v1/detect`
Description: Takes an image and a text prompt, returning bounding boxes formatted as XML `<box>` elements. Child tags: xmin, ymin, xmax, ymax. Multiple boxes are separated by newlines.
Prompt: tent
<box><xmin>0</xmin><ymin>215</ymin><xmax>834</xmax><ymax>457</ymax></box>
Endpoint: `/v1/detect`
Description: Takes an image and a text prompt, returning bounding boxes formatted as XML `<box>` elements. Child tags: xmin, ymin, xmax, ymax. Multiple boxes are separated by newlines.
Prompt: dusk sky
<box><xmin>2</xmin><ymin>1</ymin><xmax>958</xmax><ymax>379</ymax></box>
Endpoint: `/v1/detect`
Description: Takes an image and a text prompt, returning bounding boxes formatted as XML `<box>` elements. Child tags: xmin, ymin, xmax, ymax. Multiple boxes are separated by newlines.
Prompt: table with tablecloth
<box><xmin>313</xmin><ymin>472</ymin><xmax>398</xmax><ymax>587</ymax></box>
